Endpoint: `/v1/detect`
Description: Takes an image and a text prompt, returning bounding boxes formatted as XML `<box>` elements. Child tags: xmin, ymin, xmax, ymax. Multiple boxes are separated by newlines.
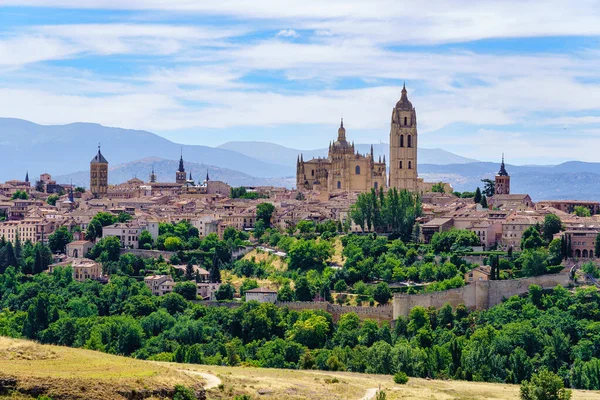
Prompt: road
<box><xmin>177</xmin><ymin>369</ymin><xmax>222</xmax><ymax>390</ymax></box>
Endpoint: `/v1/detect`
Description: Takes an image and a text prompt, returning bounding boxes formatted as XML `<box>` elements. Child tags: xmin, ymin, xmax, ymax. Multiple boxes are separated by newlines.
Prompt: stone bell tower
<box><xmin>389</xmin><ymin>83</ymin><xmax>418</xmax><ymax>191</ymax></box>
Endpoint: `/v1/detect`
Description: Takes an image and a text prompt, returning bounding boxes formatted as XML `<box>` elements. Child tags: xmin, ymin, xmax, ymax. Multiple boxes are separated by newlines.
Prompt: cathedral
<box><xmin>296</xmin><ymin>119</ymin><xmax>387</xmax><ymax>193</ymax></box>
<box><xmin>297</xmin><ymin>84</ymin><xmax>449</xmax><ymax>194</ymax></box>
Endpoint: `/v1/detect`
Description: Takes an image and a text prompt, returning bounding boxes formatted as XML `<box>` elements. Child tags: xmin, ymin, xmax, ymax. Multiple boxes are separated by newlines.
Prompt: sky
<box><xmin>1</xmin><ymin>1</ymin><xmax>600</xmax><ymax>165</ymax></box>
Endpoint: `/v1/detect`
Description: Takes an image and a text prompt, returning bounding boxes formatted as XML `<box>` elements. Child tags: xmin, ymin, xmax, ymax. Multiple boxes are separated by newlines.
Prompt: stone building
<box><xmin>495</xmin><ymin>155</ymin><xmax>510</xmax><ymax>195</ymax></box>
<box><xmin>296</xmin><ymin>119</ymin><xmax>387</xmax><ymax>193</ymax></box>
<box><xmin>90</xmin><ymin>146</ymin><xmax>108</xmax><ymax>198</ymax></box>
<box><xmin>389</xmin><ymin>83</ymin><xmax>418</xmax><ymax>192</ymax></box>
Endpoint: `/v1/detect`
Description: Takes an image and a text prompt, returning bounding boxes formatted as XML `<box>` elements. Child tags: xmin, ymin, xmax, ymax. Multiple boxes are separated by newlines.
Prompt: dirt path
<box><xmin>361</xmin><ymin>388</ymin><xmax>379</xmax><ymax>400</ymax></box>
<box><xmin>177</xmin><ymin>369</ymin><xmax>222</xmax><ymax>390</ymax></box>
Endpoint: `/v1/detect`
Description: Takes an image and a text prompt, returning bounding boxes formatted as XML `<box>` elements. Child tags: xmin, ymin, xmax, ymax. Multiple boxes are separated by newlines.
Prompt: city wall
<box><xmin>393</xmin><ymin>273</ymin><xmax>571</xmax><ymax>319</ymax></box>
<box><xmin>120</xmin><ymin>249</ymin><xmax>175</xmax><ymax>260</ymax></box>
<box><xmin>277</xmin><ymin>301</ymin><xmax>393</xmax><ymax>324</ymax></box>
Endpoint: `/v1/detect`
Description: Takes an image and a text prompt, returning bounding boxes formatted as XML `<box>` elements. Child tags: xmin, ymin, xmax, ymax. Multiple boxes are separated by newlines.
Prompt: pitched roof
<box><xmin>90</xmin><ymin>147</ymin><xmax>108</xmax><ymax>164</ymax></box>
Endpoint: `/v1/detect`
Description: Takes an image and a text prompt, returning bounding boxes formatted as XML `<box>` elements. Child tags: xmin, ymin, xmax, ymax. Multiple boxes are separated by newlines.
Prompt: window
<box><xmin>404</xmin><ymin>116</ymin><xmax>407</xmax><ymax>126</ymax></box>
<box><xmin>337</xmin><ymin>181</ymin><xmax>341</xmax><ymax>189</ymax></box>
<box><xmin>400</xmin><ymin>135</ymin><xmax>404</xmax><ymax>147</ymax></box>
<box><xmin>408</xmin><ymin>161</ymin><xmax>412</xmax><ymax>169</ymax></box>
<box><xmin>407</xmin><ymin>135</ymin><xmax>412</xmax><ymax>148</ymax></box>
<box><xmin>399</xmin><ymin>161</ymin><xmax>403</xmax><ymax>169</ymax></box>
<box><xmin>374</xmin><ymin>182</ymin><xmax>378</xmax><ymax>190</ymax></box>
<box><xmin>355</xmin><ymin>165</ymin><xmax>361</xmax><ymax>175</ymax></box>
<box><xmin>311</xmin><ymin>170</ymin><xmax>314</xmax><ymax>177</ymax></box>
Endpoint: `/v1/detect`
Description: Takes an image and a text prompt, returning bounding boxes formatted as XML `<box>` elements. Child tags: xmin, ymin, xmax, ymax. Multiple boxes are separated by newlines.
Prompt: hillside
<box><xmin>420</xmin><ymin>161</ymin><xmax>600</xmax><ymax>200</ymax></box>
<box><xmin>3</xmin><ymin>337</ymin><xmax>599</xmax><ymax>400</ymax></box>
<box><xmin>218</xmin><ymin>141</ymin><xmax>479</xmax><ymax>167</ymax></box>
<box><xmin>54</xmin><ymin>157</ymin><xmax>295</xmax><ymax>189</ymax></box>
<box><xmin>0</xmin><ymin>118</ymin><xmax>293</xmax><ymax>182</ymax></box>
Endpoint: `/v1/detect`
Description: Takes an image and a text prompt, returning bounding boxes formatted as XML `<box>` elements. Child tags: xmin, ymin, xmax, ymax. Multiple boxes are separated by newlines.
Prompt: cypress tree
<box><xmin>474</xmin><ymin>187</ymin><xmax>482</xmax><ymax>203</ymax></box>
<box><xmin>4</xmin><ymin>242</ymin><xmax>17</xmax><ymax>269</ymax></box>
<box><xmin>209</xmin><ymin>251</ymin><xmax>221</xmax><ymax>283</ymax></box>
<box><xmin>480</xmin><ymin>195</ymin><xmax>488</xmax><ymax>209</ymax></box>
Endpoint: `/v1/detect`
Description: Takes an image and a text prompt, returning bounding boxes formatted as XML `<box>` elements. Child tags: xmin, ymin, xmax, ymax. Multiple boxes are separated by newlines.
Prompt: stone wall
<box><xmin>120</xmin><ymin>248</ymin><xmax>175</xmax><ymax>260</ymax></box>
<box><xmin>393</xmin><ymin>273</ymin><xmax>571</xmax><ymax>319</ymax></box>
<box><xmin>277</xmin><ymin>301</ymin><xmax>393</xmax><ymax>324</ymax></box>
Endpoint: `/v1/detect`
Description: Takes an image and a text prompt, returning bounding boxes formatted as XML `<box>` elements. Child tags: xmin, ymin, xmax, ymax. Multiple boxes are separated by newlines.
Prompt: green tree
<box><xmin>288</xmin><ymin>239</ymin><xmax>332</xmax><ymax>271</ymax></box>
<box><xmin>294</xmin><ymin>275</ymin><xmax>314</xmax><ymax>301</ymax></box>
<box><xmin>521</xmin><ymin>250</ymin><xmax>548</xmax><ymax>277</ymax></box>
<box><xmin>480</xmin><ymin>195</ymin><xmax>488</xmax><ymax>208</ymax></box>
<box><xmin>46</xmin><ymin>194</ymin><xmax>60</xmax><ymax>206</ymax></box>
<box><xmin>520</xmin><ymin>369</ymin><xmax>572</xmax><ymax>400</ymax></box>
<box><xmin>431</xmin><ymin>182</ymin><xmax>445</xmax><ymax>193</ymax></box>
<box><xmin>521</xmin><ymin>226</ymin><xmax>543</xmax><ymax>250</ymax></box>
<box><xmin>215</xmin><ymin>283</ymin><xmax>235</xmax><ymax>300</ymax></box>
<box><xmin>164</xmin><ymin>237</ymin><xmax>183</xmax><ymax>251</ymax></box>
<box><xmin>474</xmin><ymin>187</ymin><xmax>482</xmax><ymax>203</ymax></box>
<box><xmin>256</xmin><ymin>202</ymin><xmax>275</xmax><ymax>228</ymax></box>
<box><xmin>86</xmin><ymin>218</ymin><xmax>102</xmax><ymax>241</ymax></box>
<box><xmin>209</xmin><ymin>251</ymin><xmax>222</xmax><ymax>283</ymax></box>
<box><xmin>48</xmin><ymin>226</ymin><xmax>74</xmax><ymax>254</ymax></box>
<box><xmin>277</xmin><ymin>282</ymin><xmax>295</xmax><ymax>301</ymax></box>
<box><xmin>573</xmin><ymin>206</ymin><xmax>591</xmax><ymax>217</ymax></box>
<box><xmin>287</xmin><ymin>313</ymin><xmax>330</xmax><ymax>349</ymax></box>
<box><xmin>543</xmin><ymin>214</ymin><xmax>562</xmax><ymax>243</ymax></box>
<box><xmin>240</xmin><ymin>279</ymin><xmax>259</xmax><ymax>297</ymax></box>
<box><xmin>548</xmin><ymin>238</ymin><xmax>563</xmax><ymax>266</ymax></box>
<box><xmin>253</xmin><ymin>220</ymin><xmax>266</xmax><ymax>239</ymax></box>
<box><xmin>373</xmin><ymin>282</ymin><xmax>391</xmax><ymax>305</ymax></box>
<box><xmin>139</xmin><ymin>230</ymin><xmax>153</xmax><ymax>249</ymax></box>
<box><xmin>174</xmin><ymin>281</ymin><xmax>197</xmax><ymax>300</ymax></box>
<box><xmin>11</xmin><ymin>190</ymin><xmax>29</xmax><ymax>200</ymax></box>
<box><xmin>481</xmin><ymin>179</ymin><xmax>495</xmax><ymax>198</ymax></box>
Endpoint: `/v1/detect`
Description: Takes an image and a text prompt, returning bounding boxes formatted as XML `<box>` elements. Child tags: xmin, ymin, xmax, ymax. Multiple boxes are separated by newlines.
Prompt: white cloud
<box><xmin>276</xmin><ymin>29</ymin><xmax>299</xmax><ymax>38</ymax></box>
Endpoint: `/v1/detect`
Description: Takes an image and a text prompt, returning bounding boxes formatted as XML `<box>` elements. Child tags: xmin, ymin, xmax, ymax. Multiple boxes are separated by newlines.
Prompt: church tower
<box><xmin>176</xmin><ymin>150</ymin><xmax>186</xmax><ymax>184</ymax></box>
<box><xmin>90</xmin><ymin>145</ymin><xmax>109</xmax><ymax>198</ymax></box>
<box><xmin>149</xmin><ymin>165</ymin><xmax>157</xmax><ymax>183</ymax></box>
<box><xmin>495</xmin><ymin>154</ymin><xmax>510</xmax><ymax>195</ymax></box>
<box><xmin>389</xmin><ymin>83</ymin><xmax>418</xmax><ymax>191</ymax></box>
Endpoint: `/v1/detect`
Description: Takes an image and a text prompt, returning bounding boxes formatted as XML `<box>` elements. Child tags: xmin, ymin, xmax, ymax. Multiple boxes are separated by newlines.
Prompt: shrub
<box><xmin>393</xmin><ymin>371</ymin><xmax>409</xmax><ymax>384</ymax></box>
<box><xmin>375</xmin><ymin>391</ymin><xmax>387</xmax><ymax>400</ymax></box>
<box><xmin>173</xmin><ymin>385</ymin><xmax>197</xmax><ymax>400</ymax></box>
<box><xmin>520</xmin><ymin>370</ymin><xmax>572</xmax><ymax>400</ymax></box>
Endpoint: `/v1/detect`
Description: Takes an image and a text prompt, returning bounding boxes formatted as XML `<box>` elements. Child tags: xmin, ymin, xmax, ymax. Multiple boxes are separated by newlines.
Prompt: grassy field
<box><xmin>2</xmin><ymin>337</ymin><xmax>600</xmax><ymax>400</ymax></box>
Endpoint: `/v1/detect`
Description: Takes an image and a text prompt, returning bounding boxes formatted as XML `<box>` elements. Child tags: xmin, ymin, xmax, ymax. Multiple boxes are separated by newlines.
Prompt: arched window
<box><xmin>583</xmin><ymin>249</ymin><xmax>589</xmax><ymax>258</ymax></box>
<box><xmin>576</xmin><ymin>249</ymin><xmax>581</xmax><ymax>258</ymax></box>
<box><xmin>374</xmin><ymin>182</ymin><xmax>378</xmax><ymax>190</ymax></box>
<box><xmin>355</xmin><ymin>165</ymin><xmax>361</xmax><ymax>175</ymax></box>
<box><xmin>400</xmin><ymin>135</ymin><xmax>404</xmax><ymax>147</ymax></box>
<box><xmin>407</xmin><ymin>135</ymin><xmax>412</xmax><ymax>148</ymax></box>
<box><xmin>591</xmin><ymin>250</ymin><xmax>595</xmax><ymax>258</ymax></box>
<box><xmin>408</xmin><ymin>161</ymin><xmax>412</xmax><ymax>169</ymax></box>
<box><xmin>399</xmin><ymin>161</ymin><xmax>403</xmax><ymax>169</ymax></box>
<box><xmin>337</xmin><ymin>181</ymin><xmax>341</xmax><ymax>189</ymax></box>
<box><xmin>404</xmin><ymin>116</ymin><xmax>407</xmax><ymax>126</ymax></box>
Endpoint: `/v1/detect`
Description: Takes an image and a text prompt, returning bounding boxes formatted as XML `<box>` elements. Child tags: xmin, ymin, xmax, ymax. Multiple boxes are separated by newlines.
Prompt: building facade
<box><xmin>389</xmin><ymin>84</ymin><xmax>418</xmax><ymax>192</ymax></box>
<box><xmin>90</xmin><ymin>146</ymin><xmax>109</xmax><ymax>198</ymax></box>
<box><xmin>296</xmin><ymin>119</ymin><xmax>387</xmax><ymax>193</ymax></box>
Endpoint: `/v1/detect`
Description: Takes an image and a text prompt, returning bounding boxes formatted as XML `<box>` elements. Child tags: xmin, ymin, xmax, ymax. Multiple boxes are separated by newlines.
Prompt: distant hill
<box><xmin>218</xmin><ymin>141</ymin><xmax>479</xmax><ymax>166</ymax></box>
<box><xmin>0</xmin><ymin>118</ymin><xmax>294</xmax><ymax>182</ymax></box>
<box><xmin>420</xmin><ymin>161</ymin><xmax>600</xmax><ymax>201</ymax></box>
<box><xmin>54</xmin><ymin>157</ymin><xmax>295</xmax><ymax>189</ymax></box>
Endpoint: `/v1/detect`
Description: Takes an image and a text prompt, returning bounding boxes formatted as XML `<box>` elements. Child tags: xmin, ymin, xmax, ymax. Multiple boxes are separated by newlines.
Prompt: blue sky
<box><xmin>1</xmin><ymin>1</ymin><xmax>600</xmax><ymax>164</ymax></box>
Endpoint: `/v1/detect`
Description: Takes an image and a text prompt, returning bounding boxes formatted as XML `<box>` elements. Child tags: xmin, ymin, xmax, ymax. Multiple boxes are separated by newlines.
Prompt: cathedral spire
<box><xmin>178</xmin><ymin>148</ymin><xmax>185</xmax><ymax>173</ymax></box>
<box><xmin>25</xmin><ymin>171</ymin><xmax>29</xmax><ymax>183</ymax></box>
<box><xmin>370</xmin><ymin>144</ymin><xmax>374</xmax><ymax>158</ymax></box>
<box><xmin>498</xmin><ymin>153</ymin><xmax>509</xmax><ymax>176</ymax></box>
<box><xmin>337</xmin><ymin>118</ymin><xmax>346</xmax><ymax>142</ymax></box>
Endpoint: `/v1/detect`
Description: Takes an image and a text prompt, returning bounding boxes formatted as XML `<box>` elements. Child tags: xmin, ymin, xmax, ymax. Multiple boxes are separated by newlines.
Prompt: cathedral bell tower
<box><xmin>495</xmin><ymin>154</ymin><xmax>510</xmax><ymax>195</ymax></box>
<box><xmin>176</xmin><ymin>149</ymin><xmax>186</xmax><ymax>185</ymax></box>
<box><xmin>90</xmin><ymin>145</ymin><xmax>109</xmax><ymax>198</ymax></box>
<box><xmin>389</xmin><ymin>83</ymin><xmax>418</xmax><ymax>191</ymax></box>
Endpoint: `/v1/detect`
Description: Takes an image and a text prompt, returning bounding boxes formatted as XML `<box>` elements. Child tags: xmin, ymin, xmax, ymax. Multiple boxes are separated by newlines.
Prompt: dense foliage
<box><xmin>0</xmin><ymin>267</ymin><xmax>599</xmax><ymax>390</ymax></box>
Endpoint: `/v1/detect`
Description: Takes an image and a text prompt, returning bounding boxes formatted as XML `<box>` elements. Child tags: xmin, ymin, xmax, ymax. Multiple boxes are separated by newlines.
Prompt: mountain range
<box><xmin>2</xmin><ymin>117</ymin><xmax>600</xmax><ymax>201</ymax></box>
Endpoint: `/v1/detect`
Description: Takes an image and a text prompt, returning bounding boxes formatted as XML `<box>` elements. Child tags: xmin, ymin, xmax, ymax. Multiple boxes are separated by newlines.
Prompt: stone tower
<box><xmin>495</xmin><ymin>154</ymin><xmax>510</xmax><ymax>195</ymax></box>
<box><xmin>389</xmin><ymin>83</ymin><xmax>418</xmax><ymax>191</ymax></box>
<box><xmin>149</xmin><ymin>165</ymin><xmax>157</xmax><ymax>183</ymax></box>
<box><xmin>90</xmin><ymin>145</ymin><xmax>108</xmax><ymax>198</ymax></box>
<box><xmin>176</xmin><ymin>150</ymin><xmax>186</xmax><ymax>184</ymax></box>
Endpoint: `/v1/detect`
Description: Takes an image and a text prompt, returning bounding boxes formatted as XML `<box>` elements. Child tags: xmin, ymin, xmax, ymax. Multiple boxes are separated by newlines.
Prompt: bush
<box><xmin>393</xmin><ymin>371</ymin><xmax>409</xmax><ymax>384</ymax></box>
<box><xmin>520</xmin><ymin>370</ymin><xmax>572</xmax><ymax>400</ymax></box>
<box><xmin>173</xmin><ymin>385</ymin><xmax>197</xmax><ymax>400</ymax></box>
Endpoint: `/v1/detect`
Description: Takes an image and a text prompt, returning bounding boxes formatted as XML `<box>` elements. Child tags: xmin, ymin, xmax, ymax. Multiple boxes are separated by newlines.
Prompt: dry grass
<box><xmin>328</xmin><ymin>236</ymin><xmax>346</xmax><ymax>266</ymax></box>
<box><xmin>0</xmin><ymin>337</ymin><xmax>202</xmax><ymax>400</ymax></box>
<box><xmin>242</xmin><ymin>249</ymin><xmax>288</xmax><ymax>271</ymax></box>
<box><xmin>3</xmin><ymin>337</ymin><xmax>600</xmax><ymax>400</ymax></box>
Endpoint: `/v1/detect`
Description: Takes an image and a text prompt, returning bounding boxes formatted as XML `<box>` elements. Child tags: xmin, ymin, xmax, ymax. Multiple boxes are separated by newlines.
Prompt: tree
<box><xmin>46</xmin><ymin>194</ymin><xmax>60</xmax><ymax>206</ymax></box>
<box><xmin>543</xmin><ymin>214</ymin><xmax>562</xmax><ymax>243</ymax></box>
<box><xmin>474</xmin><ymin>187</ymin><xmax>482</xmax><ymax>204</ymax></box>
<box><xmin>521</xmin><ymin>249</ymin><xmax>548</xmax><ymax>277</ymax></box>
<box><xmin>431</xmin><ymin>182</ymin><xmax>445</xmax><ymax>193</ymax></box>
<box><xmin>411</xmin><ymin>222</ymin><xmax>421</xmax><ymax>243</ymax></box>
<box><xmin>253</xmin><ymin>220</ymin><xmax>266</xmax><ymax>239</ymax></box>
<box><xmin>573</xmin><ymin>206</ymin><xmax>591</xmax><ymax>217</ymax></box>
<box><xmin>294</xmin><ymin>275</ymin><xmax>314</xmax><ymax>301</ymax></box>
<box><xmin>11</xmin><ymin>190</ymin><xmax>29</xmax><ymax>200</ymax></box>
<box><xmin>86</xmin><ymin>219</ymin><xmax>102</xmax><ymax>241</ymax></box>
<box><xmin>256</xmin><ymin>202</ymin><xmax>275</xmax><ymax>228</ymax></box>
<box><xmin>520</xmin><ymin>369</ymin><xmax>572</xmax><ymax>400</ymax></box>
<box><xmin>215</xmin><ymin>283</ymin><xmax>235</xmax><ymax>300</ymax></box>
<box><xmin>481</xmin><ymin>179</ymin><xmax>495</xmax><ymax>198</ymax></box>
<box><xmin>185</xmin><ymin>261</ymin><xmax>194</xmax><ymax>281</ymax></box>
<box><xmin>480</xmin><ymin>195</ymin><xmax>488</xmax><ymax>208</ymax></box>
<box><xmin>164</xmin><ymin>237</ymin><xmax>183</xmax><ymax>251</ymax></box>
<box><xmin>35</xmin><ymin>180</ymin><xmax>45</xmax><ymax>192</ymax></box>
<box><xmin>209</xmin><ymin>251</ymin><xmax>221</xmax><ymax>283</ymax></box>
<box><xmin>139</xmin><ymin>230</ymin><xmax>153</xmax><ymax>249</ymax></box>
<box><xmin>373</xmin><ymin>282</ymin><xmax>391</xmax><ymax>305</ymax></box>
<box><xmin>521</xmin><ymin>226</ymin><xmax>543</xmax><ymax>250</ymax></box>
<box><xmin>48</xmin><ymin>226</ymin><xmax>73</xmax><ymax>254</ymax></box>
<box><xmin>288</xmin><ymin>239</ymin><xmax>333</xmax><ymax>271</ymax></box>
<box><xmin>548</xmin><ymin>238</ymin><xmax>563</xmax><ymax>265</ymax></box>
<box><xmin>277</xmin><ymin>282</ymin><xmax>295</xmax><ymax>301</ymax></box>
<box><xmin>117</xmin><ymin>212</ymin><xmax>133</xmax><ymax>223</ymax></box>
<box><xmin>174</xmin><ymin>281</ymin><xmax>198</xmax><ymax>300</ymax></box>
